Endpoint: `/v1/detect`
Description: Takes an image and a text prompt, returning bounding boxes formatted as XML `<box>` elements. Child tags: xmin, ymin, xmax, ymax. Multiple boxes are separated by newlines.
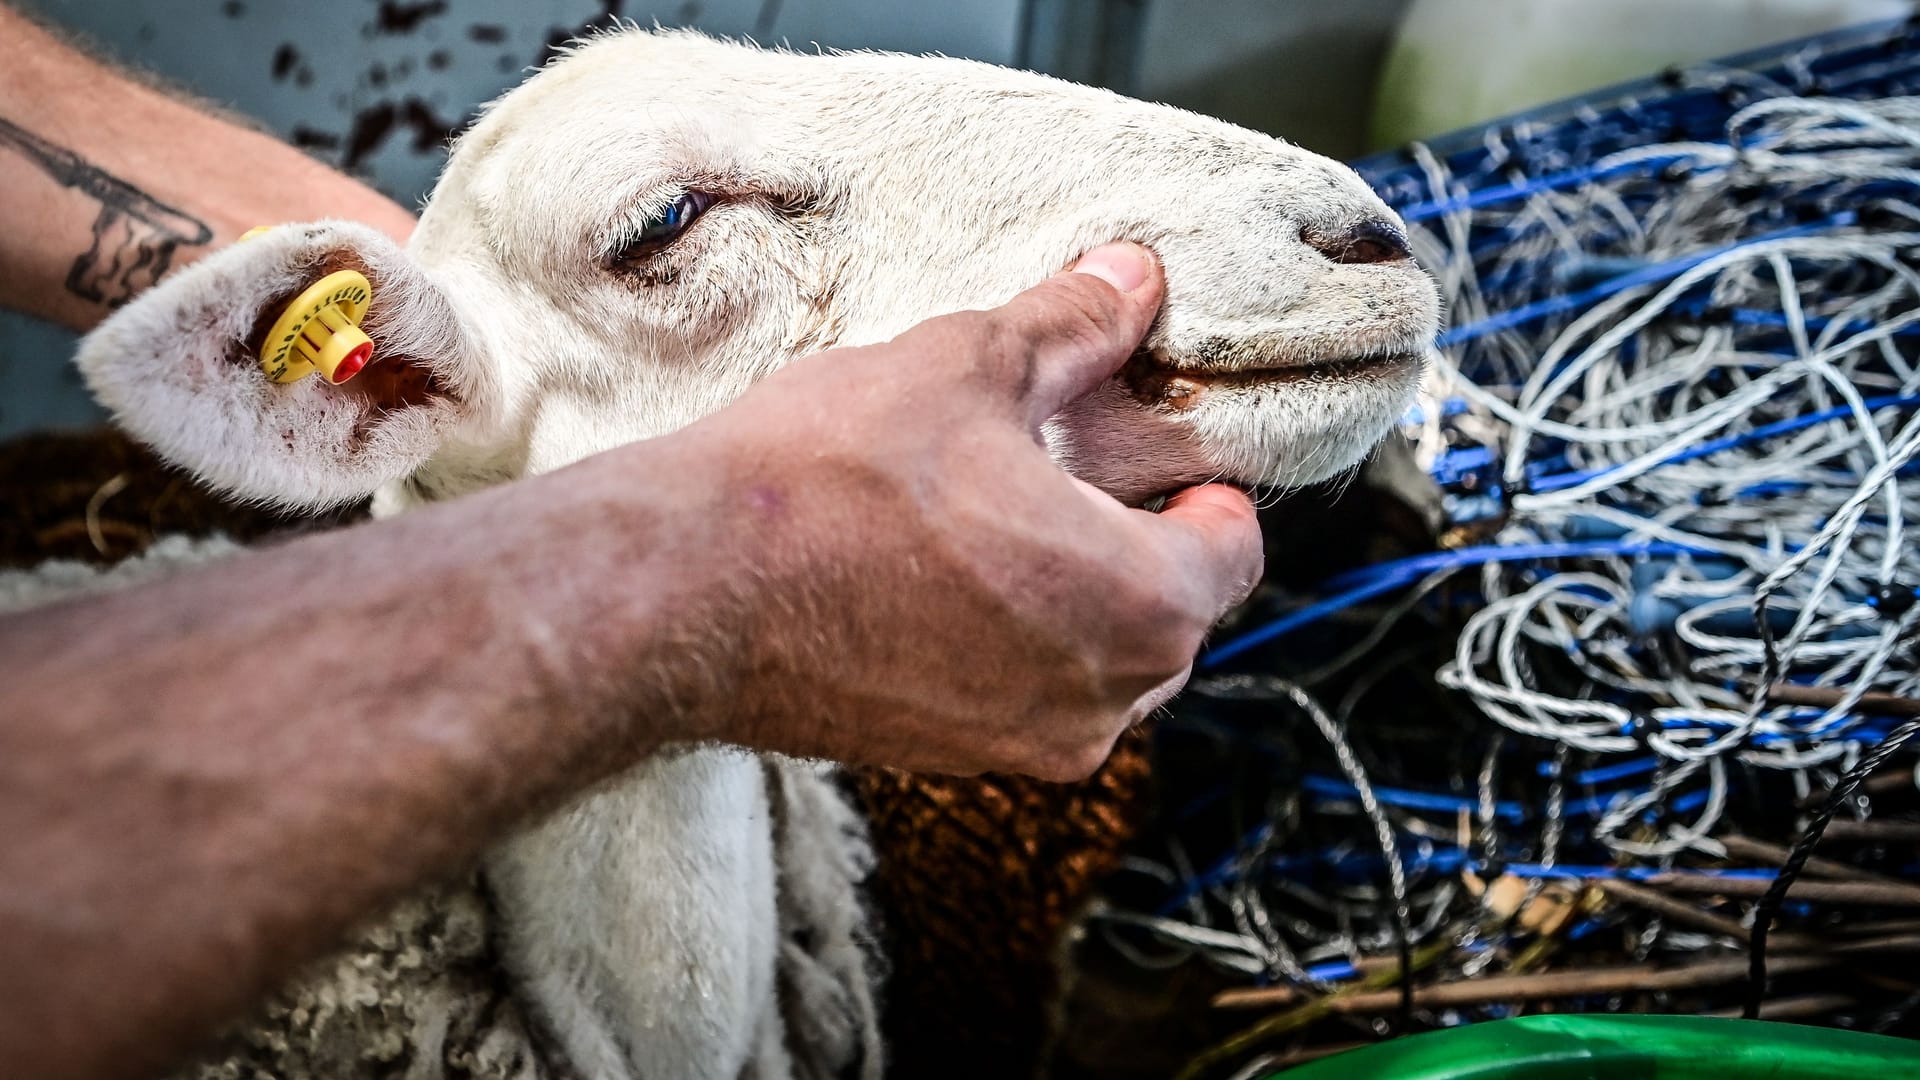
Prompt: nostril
<box><xmin>1305</xmin><ymin>219</ymin><xmax>1412</xmax><ymax>265</ymax></box>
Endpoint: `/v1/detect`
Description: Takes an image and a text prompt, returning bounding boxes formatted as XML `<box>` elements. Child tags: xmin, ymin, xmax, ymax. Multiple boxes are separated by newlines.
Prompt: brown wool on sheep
<box><xmin>0</xmin><ymin>429</ymin><xmax>359</xmax><ymax>569</ymax></box>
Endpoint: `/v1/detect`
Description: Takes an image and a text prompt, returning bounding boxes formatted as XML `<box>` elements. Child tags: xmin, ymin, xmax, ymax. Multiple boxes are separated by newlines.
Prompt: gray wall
<box><xmin>1133</xmin><ymin>0</ymin><xmax>1412</xmax><ymax>160</ymax></box>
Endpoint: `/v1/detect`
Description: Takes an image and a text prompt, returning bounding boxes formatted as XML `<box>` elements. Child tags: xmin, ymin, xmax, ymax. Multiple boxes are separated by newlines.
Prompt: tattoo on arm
<box><xmin>0</xmin><ymin>116</ymin><xmax>212</xmax><ymax>308</ymax></box>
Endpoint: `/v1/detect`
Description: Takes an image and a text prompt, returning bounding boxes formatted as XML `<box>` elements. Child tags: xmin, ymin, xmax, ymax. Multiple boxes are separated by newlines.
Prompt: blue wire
<box><xmin>1495</xmin><ymin>862</ymin><xmax>1777</xmax><ymax>882</ymax></box>
<box><xmin>1303</xmin><ymin>960</ymin><xmax>1359</xmax><ymax>982</ymax></box>
<box><xmin>1201</xmin><ymin>541</ymin><xmax>1718</xmax><ymax>668</ymax></box>
<box><xmin>1156</xmin><ymin>820</ymin><xmax>1275</xmax><ymax>914</ymax></box>
<box><xmin>1669</xmin><ymin>788</ymin><xmax>1712</xmax><ymax>815</ymax></box>
<box><xmin>1669</xmin><ymin>300</ymin><xmax>1920</xmax><ymax>337</ymax></box>
<box><xmin>1400</xmin><ymin>397</ymin><xmax>1476</xmax><ymax>426</ymax></box>
<box><xmin>1435</xmin><ymin>212</ymin><xmax>1855</xmax><ymax>348</ymax></box>
<box><xmin>1249</xmin><ymin>843</ymin><xmax>1778</xmax><ymax>891</ymax></box>
<box><xmin>1542</xmin><ymin>755</ymin><xmax>1661</xmax><ymax>785</ymax></box>
<box><xmin>1565</xmin><ymin>792</ymin><xmax>1634</xmax><ymax>819</ymax></box>
<box><xmin>1532</xmin><ymin>394</ymin><xmax>1920</xmax><ymax>494</ymax></box>
<box><xmin>1303</xmin><ymin>773</ymin><xmax>1527</xmax><ymax>823</ymax></box>
<box><xmin>1400</xmin><ymin>153</ymin><xmax>1702</xmax><ymax>223</ymax></box>
<box><xmin>1199</xmin><ymin>572</ymin><xmax>1417</xmax><ymax>667</ymax></box>
<box><xmin>1319</xmin><ymin>540</ymin><xmax>1717</xmax><ymax>595</ymax></box>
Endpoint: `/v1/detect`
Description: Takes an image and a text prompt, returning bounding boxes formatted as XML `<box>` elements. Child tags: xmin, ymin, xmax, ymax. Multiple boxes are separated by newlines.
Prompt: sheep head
<box><xmin>78</xmin><ymin>29</ymin><xmax>1439</xmax><ymax>511</ymax></box>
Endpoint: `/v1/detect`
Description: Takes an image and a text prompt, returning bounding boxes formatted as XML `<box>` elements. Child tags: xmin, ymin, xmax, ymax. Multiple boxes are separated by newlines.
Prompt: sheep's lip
<box><xmin>1120</xmin><ymin>350</ymin><xmax>1418</xmax><ymax>399</ymax></box>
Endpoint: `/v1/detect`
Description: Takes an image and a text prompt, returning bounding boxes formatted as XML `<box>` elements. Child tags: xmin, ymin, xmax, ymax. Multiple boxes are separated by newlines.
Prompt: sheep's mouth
<box><xmin>1120</xmin><ymin>349</ymin><xmax>1419</xmax><ymax>403</ymax></box>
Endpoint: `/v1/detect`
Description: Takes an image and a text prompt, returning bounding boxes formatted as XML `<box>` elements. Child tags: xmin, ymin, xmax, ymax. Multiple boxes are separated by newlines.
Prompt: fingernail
<box><xmin>1071</xmin><ymin>242</ymin><xmax>1155</xmax><ymax>294</ymax></box>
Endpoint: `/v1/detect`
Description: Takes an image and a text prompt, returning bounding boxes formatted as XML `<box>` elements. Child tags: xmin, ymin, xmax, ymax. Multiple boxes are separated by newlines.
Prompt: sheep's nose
<box><xmin>1304</xmin><ymin>219</ymin><xmax>1412</xmax><ymax>265</ymax></box>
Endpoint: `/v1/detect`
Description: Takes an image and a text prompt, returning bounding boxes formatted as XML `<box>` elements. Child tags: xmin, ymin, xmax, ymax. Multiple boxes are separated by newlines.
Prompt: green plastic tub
<box><xmin>1270</xmin><ymin>1015</ymin><xmax>1920</xmax><ymax>1079</ymax></box>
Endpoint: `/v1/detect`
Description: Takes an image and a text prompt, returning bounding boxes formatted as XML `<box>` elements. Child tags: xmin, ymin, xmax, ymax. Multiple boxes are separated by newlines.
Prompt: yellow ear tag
<box><xmin>255</xmin><ymin>269</ymin><xmax>376</xmax><ymax>385</ymax></box>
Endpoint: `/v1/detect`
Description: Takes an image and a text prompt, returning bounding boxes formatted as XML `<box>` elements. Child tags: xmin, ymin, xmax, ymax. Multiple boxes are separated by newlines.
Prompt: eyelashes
<box><xmin>605</xmin><ymin>191</ymin><xmax>715</xmax><ymax>266</ymax></box>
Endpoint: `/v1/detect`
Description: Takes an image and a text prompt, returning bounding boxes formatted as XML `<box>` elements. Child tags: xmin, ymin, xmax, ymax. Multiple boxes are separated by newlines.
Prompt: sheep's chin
<box><xmin>1047</xmin><ymin>355</ymin><xmax>1424</xmax><ymax>506</ymax></box>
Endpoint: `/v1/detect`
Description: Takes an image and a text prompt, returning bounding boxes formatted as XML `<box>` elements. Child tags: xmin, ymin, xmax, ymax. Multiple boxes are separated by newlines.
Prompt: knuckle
<box><xmin>1143</xmin><ymin>630</ymin><xmax>1203</xmax><ymax>680</ymax></box>
<box><xmin>1119</xmin><ymin>572</ymin><xmax>1205</xmax><ymax>650</ymax></box>
<box><xmin>1137</xmin><ymin>609</ymin><xmax>1210</xmax><ymax>675</ymax></box>
<box><xmin>941</xmin><ymin>308</ymin><xmax>998</xmax><ymax>350</ymax></box>
<box><xmin>1036</xmin><ymin>278</ymin><xmax>1126</xmax><ymax>352</ymax></box>
<box><xmin>962</xmin><ymin>309</ymin><xmax>1039</xmax><ymax>392</ymax></box>
<box><xmin>999</xmin><ymin>278</ymin><xmax>1126</xmax><ymax>358</ymax></box>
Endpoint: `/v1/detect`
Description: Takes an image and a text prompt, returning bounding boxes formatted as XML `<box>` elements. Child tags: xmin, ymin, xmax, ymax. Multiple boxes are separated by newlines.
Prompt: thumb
<box><xmin>884</xmin><ymin>242</ymin><xmax>1163</xmax><ymax>429</ymax></box>
<box><xmin>1008</xmin><ymin>243</ymin><xmax>1165</xmax><ymax>427</ymax></box>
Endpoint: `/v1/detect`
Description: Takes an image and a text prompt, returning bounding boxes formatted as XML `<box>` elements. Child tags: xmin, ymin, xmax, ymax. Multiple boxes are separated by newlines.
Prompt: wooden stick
<box><xmin>1646</xmin><ymin>873</ymin><xmax>1920</xmax><ymax>907</ymax></box>
<box><xmin>1834</xmin><ymin>918</ymin><xmax>1920</xmax><ymax>938</ymax></box>
<box><xmin>1797</xmin><ymin>771</ymin><xmax>1912</xmax><ymax>811</ymax></box>
<box><xmin>1590</xmin><ymin>878</ymin><xmax>1840</xmax><ymax>949</ymax></box>
<box><xmin>1766</xmin><ymin>684</ymin><xmax>1920</xmax><ymax>717</ymax></box>
<box><xmin>1302</xmin><ymin>956</ymin><xmax>1802</xmax><ymax>1014</ymax></box>
<box><xmin>1701</xmin><ymin>993</ymin><xmax>1856</xmax><ymax>1021</ymax></box>
<box><xmin>1243</xmin><ymin>936</ymin><xmax>1920</xmax><ymax>1015</ymax></box>
<box><xmin>1718</xmin><ymin>834</ymin><xmax>1892</xmax><ymax>884</ymax></box>
<box><xmin>1213</xmin><ymin>984</ymin><xmax>1302</xmax><ymax>1010</ymax></box>
<box><xmin>1211</xmin><ymin>908</ymin><xmax>1865</xmax><ymax>1013</ymax></box>
<box><xmin>1822</xmin><ymin>819</ymin><xmax>1920</xmax><ymax>844</ymax></box>
<box><xmin>1591</xmin><ymin>877</ymin><xmax>1755</xmax><ymax>940</ymax></box>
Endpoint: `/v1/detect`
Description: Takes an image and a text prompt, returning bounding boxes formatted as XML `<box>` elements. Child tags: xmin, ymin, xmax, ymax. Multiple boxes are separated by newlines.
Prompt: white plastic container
<box><xmin>1373</xmin><ymin>0</ymin><xmax>1914</xmax><ymax>147</ymax></box>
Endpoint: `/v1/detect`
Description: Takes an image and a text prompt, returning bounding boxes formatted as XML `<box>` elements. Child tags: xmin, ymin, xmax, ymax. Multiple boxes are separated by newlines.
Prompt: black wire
<box><xmin>1871</xmin><ymin>987</ymin><xmax>1920</xmax><ymax>1034</ymax></box>
<box><xmin>1743</xmin><ymin>716</ymin><xmax>1920</xmax><ymax>1018</ymax></box>
<box><xmin>1275</xmin><ymin>679</ymin><xmax>1418</xmax><ymax>1032</ymax></box>
<box><xmin>1476</xmin><ymin>735</ymin><xmax>1507</xmax><ymax>876</ymax></box>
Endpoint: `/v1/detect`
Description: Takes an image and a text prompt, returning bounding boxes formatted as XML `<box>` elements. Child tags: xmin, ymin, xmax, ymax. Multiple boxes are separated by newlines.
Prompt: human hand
<box><xmin>637</xmin><ymin>242</ymin><xmax>1263</xmax><ymax>780</ymax></box>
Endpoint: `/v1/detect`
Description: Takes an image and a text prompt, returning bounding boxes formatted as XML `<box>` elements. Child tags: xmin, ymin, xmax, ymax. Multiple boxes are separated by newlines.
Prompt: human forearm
<box><xmin>0</xmin><ymin>448</ymin><xmax>719</xmax><ymax>1079</ymax></box>
<box><xmin>0</xmin><ymin>245</ymin><xmax>1258</xmax><ymax>1079</ymax></box>
<box><xmin>0</xmin><ymin>5</ymin><xmax>414</xmax><ymax>330</ymax></box>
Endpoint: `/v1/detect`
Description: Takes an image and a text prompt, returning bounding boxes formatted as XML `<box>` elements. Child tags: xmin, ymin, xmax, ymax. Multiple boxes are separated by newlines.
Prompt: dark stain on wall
<box><xmin>342</xmin><ymin>103</ymin><xmax>399</xmax><ymax>167</ymax></box>
<box><xmin>341</xmin><ymin>98</ymin><xmax>466</xmax><ymax>169</ymax></box>
<box><xmin>251</xmin><ymin>3</ymin><xmax>633</xmax><ymax>188</ymax></box>
<box><xmin>290</xmin><ymin>127</ymin><xmax>342</xmax><ymax>151</ymax></box>
<box><xmin>375</xmin><ymin>1</ymin><xmax>449</xmax><ymax>35</ymax></box>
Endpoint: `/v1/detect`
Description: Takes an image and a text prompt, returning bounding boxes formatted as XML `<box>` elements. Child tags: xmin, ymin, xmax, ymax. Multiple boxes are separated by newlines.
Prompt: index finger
<box><xmin>1142</xmin><ymin>483</ymin><xmax>1265</xmax><ymax>615</ymax></box>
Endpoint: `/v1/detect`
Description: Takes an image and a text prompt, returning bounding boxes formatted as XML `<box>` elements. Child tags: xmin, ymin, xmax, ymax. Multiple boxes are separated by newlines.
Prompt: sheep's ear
<box><xmin>75</xmin><ymin>221</ymin><xmax>491</xmax><ymax>509</ymax></box>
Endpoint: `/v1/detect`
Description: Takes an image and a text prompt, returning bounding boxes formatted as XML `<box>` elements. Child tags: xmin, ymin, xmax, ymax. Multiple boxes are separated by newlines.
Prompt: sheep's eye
<box><xmin>616</xmin><ymin>192</ymin><xmax>713</xmax><ymax>259</ymax></box>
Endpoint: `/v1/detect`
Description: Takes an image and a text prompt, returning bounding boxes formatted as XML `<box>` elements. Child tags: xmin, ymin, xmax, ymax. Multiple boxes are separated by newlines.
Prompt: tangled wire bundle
<box><xmin>1076</xmin><ymin>24</ymin><xmax>1920</xmax><ymax>1080</ymax></box>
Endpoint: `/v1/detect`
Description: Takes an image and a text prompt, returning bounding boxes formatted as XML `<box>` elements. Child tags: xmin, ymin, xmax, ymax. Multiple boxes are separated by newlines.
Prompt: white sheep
<box><xmin>20</xmin><ymin>27</ymin><xmax>1439</xmax><ymax>1080</ymax></box>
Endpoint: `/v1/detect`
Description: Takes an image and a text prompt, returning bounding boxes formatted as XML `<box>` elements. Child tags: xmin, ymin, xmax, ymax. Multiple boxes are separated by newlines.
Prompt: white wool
<box><xmin>0</xmin><ymin>535</ymin><xmax>243</xmax><ymax>613</ymax></box>
<box><xmin>58</xmin><ymin>28</ymin><xmax>1441</xmax><ymax>1080</ymax></box>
